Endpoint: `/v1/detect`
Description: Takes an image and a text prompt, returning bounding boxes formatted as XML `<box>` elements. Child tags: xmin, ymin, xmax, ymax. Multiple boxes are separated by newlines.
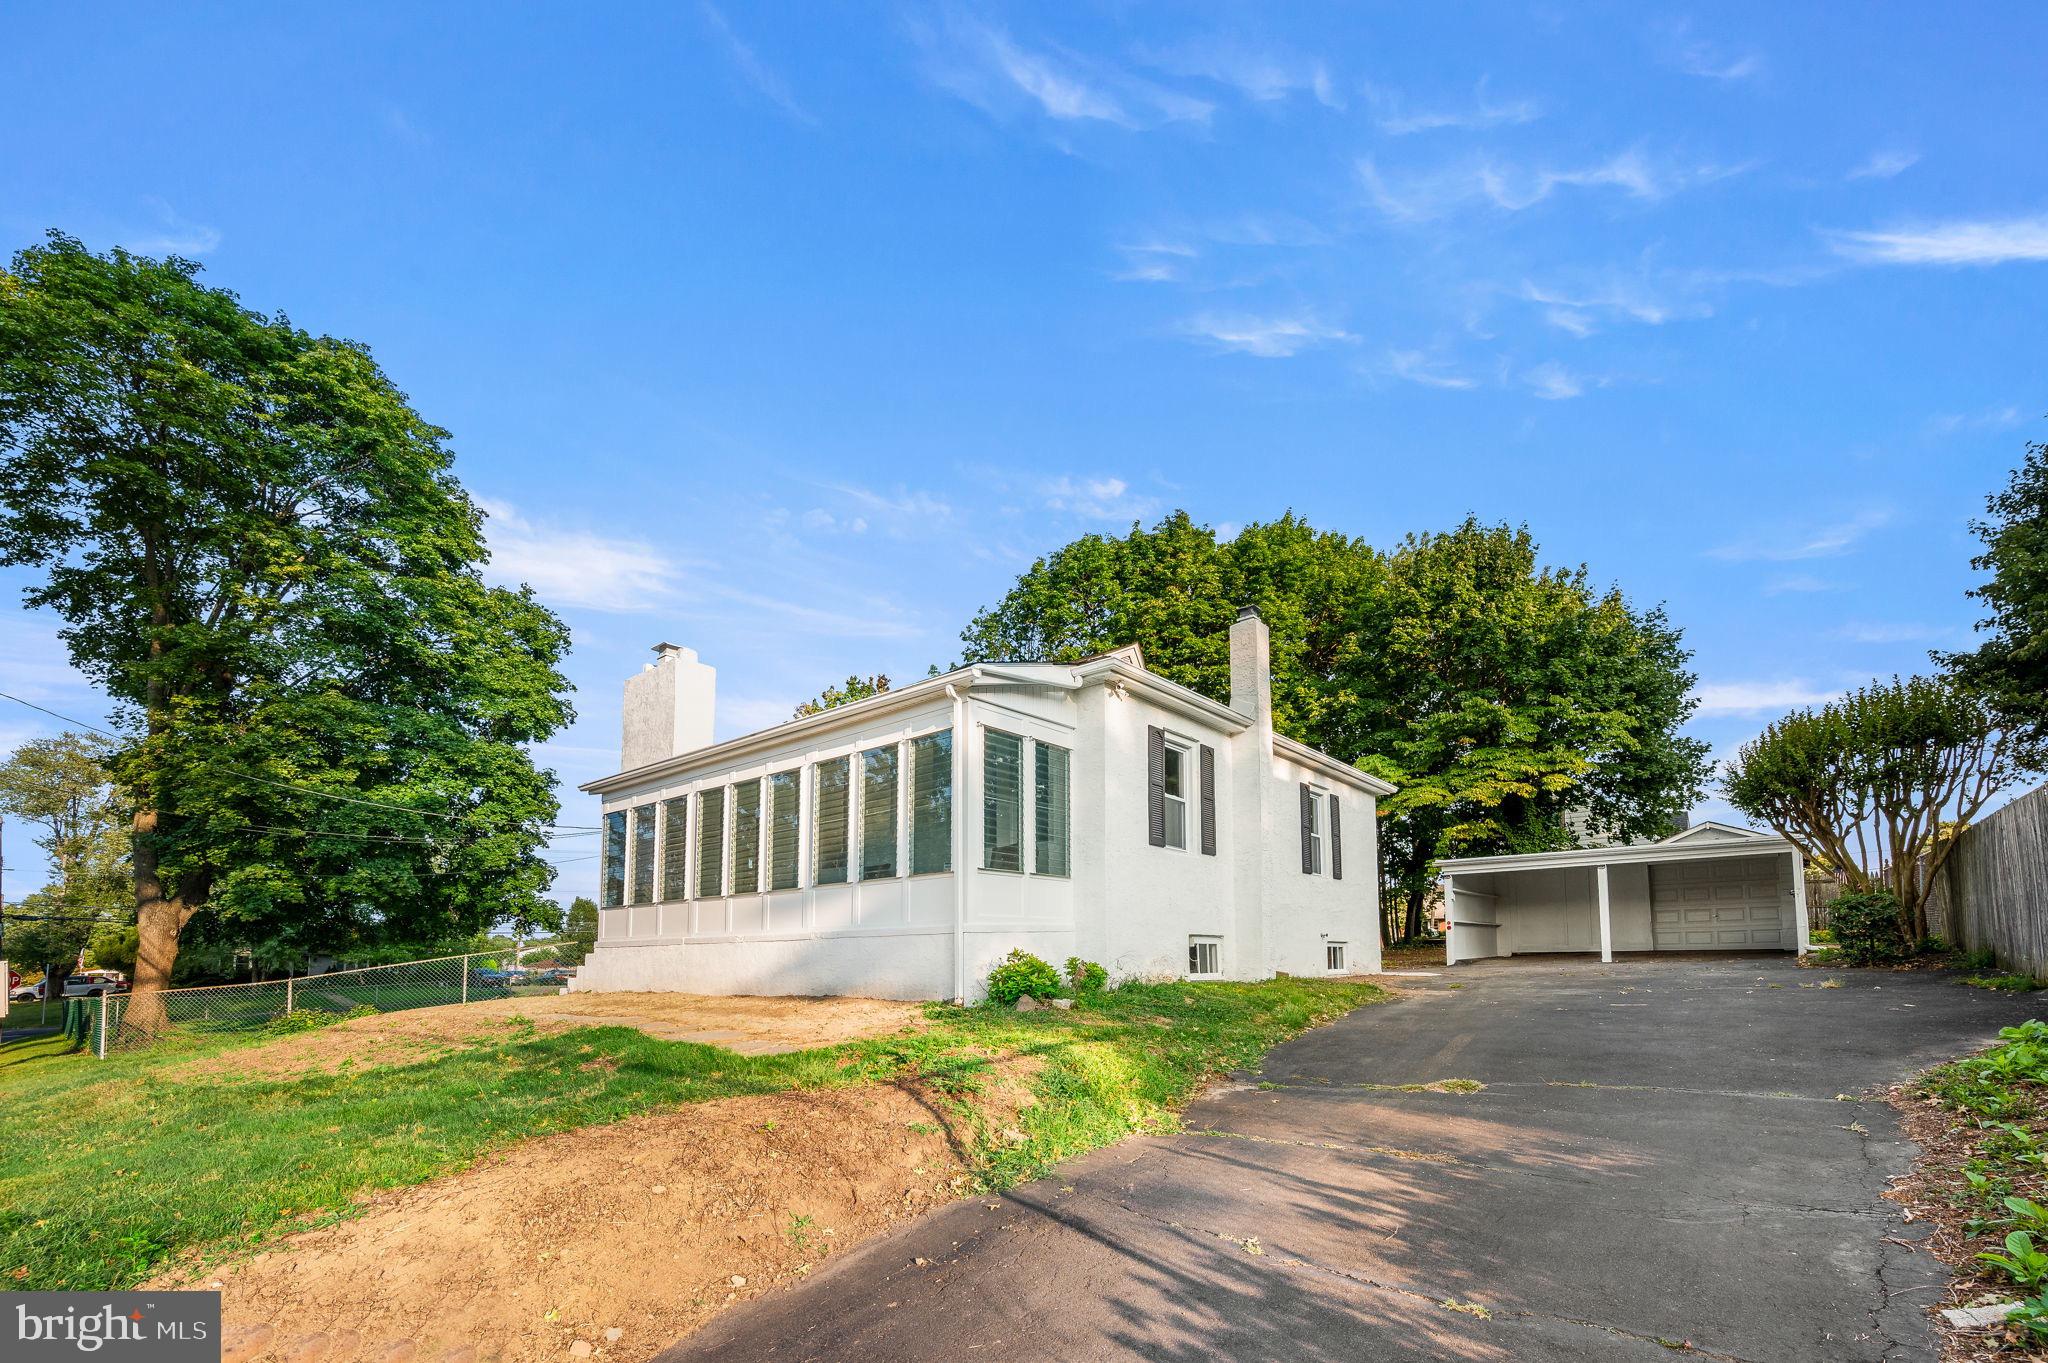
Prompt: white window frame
<box><xmin>1306</xmin><ymin>786</ymin><xmax>1327</xmax><ymax>876</ymax></box>
<box><xmin>1188</xmin><ymin>935</ymin><xmax>1222</xmax><ymax>979</ymax></box>
<box><xmin>1325</xmin><ymin>941</ymin><xmax>1347</xmax><ymax>974</ymax></box>
<box><xmin>1161</xmin><ymin>735</ymin><xmax>1195</xmax><ymax>853</ymax></box>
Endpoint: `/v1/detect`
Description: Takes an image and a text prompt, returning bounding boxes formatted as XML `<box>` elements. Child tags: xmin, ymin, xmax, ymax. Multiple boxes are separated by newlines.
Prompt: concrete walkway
<box><xmin>657</xmin><ymin>958</ymin><xmax>2041</xmax><ymax>1362</ymax></box>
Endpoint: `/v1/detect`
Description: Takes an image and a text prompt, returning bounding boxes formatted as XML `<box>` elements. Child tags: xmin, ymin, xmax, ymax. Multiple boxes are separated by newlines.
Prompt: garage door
<box><xmin>1650</xmin><ymin>856</ymin><xmax>1788</xmax><ymax>950</ymax></box>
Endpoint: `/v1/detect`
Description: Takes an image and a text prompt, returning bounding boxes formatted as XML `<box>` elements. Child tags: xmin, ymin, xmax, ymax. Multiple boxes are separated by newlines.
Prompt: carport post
<box><xmin>1443</xmin><ymin>877</ymin><xmax>1459</xmax><ymax>965</ymax></box>
<box><xmin>1790</xmin><ymin>848</ymin><xmax>1810</xmax><ymax>955</ymax></box>
<box><xmin>1595</xmin><ymin>863</ymin><xmax>1613</xmax><ymax>964</ymax></box>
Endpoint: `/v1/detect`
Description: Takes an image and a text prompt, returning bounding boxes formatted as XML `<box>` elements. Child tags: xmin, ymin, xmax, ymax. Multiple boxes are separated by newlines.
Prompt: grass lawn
<box><xmin>0</xmin><ymin>976</ymin><xmax>1383</xmax><ymax>1291</ymax></box>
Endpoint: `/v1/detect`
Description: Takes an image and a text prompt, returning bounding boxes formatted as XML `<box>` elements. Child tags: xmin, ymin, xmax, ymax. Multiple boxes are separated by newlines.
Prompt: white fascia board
<box><xmin>1274</xmin><ymin>733</ymin><xmax>1398</xmax><ymax>797</ymax></box>
<box><xmin>581</xmin><ymin>667</ymin><xmax>983</xmax><ymax>795</ymax></box>
<box><xmin>1437</xmin><ymin>837</ymin><xmax>1798</xmax><ymax>877</ymax></box>
<box><xmin>1069</xmin><ymin>658</ymin><xmax>1251</xmax><ymax>734</ymax></box>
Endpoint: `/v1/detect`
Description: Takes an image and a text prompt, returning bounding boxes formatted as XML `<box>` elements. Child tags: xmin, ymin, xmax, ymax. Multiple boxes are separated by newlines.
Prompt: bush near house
<box><xmin>984</xmin><ymin>950</ymin><xmax>1062</xmax><ymax>1005</ymax></box>
<box><xmin>1828</xmin><ymin>889</ymin><xmax>1912</xmax><ymax>965</ymax></box>
<box><xmin>0</xmin><ymin>975</ymin><xmax>1384</xmax><ymax>1290</ymax></box>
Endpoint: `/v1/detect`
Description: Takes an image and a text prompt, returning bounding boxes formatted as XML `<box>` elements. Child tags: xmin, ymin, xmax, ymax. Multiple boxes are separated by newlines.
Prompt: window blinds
<box><xmin>860</xmin><ymin>744</ymin><xmax>899</xmax><ymax>879</ymax></box>
<box><xmin>1035</xmin><ymin>741</ymin><xmax>1071</xmax><ymax>877</ymax></box>
<box><xmin>697</xmin><ymin>786</ymin><xmax>726</xmax><ymax>898</ymax></box>
<box><xmin>768</xmin><ymin>770</ymin><xmax>800</xmax><ymax>891</ymax></box>
<box><xmin>661</xmin><ymin>797</ymin><xmax>688</xmax><ymax>900</ymax></box>
<box><xmin>602</xmin><ymin>810</ymin><xmax>627</xmax><ymax>908</ymax></box>
<box><xmin>814</xmin><ymin>756</ymin><xmax>850</xmax><ymax>885</ymax></box>
<box><xmin>630</xmin><ymin>804</ymin><xmax>656</xmax><ymax>905</ymax></box>
<box><xmin>731</xmin><ymin>778</ymin><xmax>762</xmax><ymax>895</ymax></box>
<box><xmin>910</xmin><ymin>729</ymin><xmax>952</xmax><ymax>874</ymax></box>
<box><xmin>983</xmin><ymin>729</ymin><xmax>1023</xmax><ymax>871</ymax></box>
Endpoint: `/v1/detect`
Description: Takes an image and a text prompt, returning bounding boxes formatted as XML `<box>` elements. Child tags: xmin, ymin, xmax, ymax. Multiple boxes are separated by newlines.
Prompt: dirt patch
<box><xmin>176</xmin><ymin>993</ymin><xmax>929</xmax><ymax>1082</ymax></box>
<box><xmin>151</xmin><ymin>1067</ymin><xmax>1036</xmax><ymax>1363</ymax></box>
<box><xmin>1884</xmin><ymin>1081</ymin><xmax>2048</xmax><ymax>1360</ymax></box>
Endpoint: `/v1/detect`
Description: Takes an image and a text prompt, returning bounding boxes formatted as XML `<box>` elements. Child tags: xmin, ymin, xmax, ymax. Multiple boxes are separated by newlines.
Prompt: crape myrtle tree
<box><xmin>960</xmin><ymin>512</ymin><xmax>1710</xmax><ymax>943</ymax></box>
<box><xmin>1722</xmin><ymin>676</ymin><xmax>2020</xmax><ymax>947</ymax></box>
<box><xmin>0</xmin><ymin>234</ymin><xmax>574</xmax><ymax>1022</ymax></box>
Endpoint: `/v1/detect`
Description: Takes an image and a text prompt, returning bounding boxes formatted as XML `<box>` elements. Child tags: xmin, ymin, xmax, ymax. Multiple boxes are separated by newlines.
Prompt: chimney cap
<box><xmin>652</xmin><ymin>641</ymin><xmax>683</xmax><ymax>656</ymax></box>
<box><xmin>1235</xmin><ymin>604</ymin><xmax>1261</xmax><ymax>622</ymax></box>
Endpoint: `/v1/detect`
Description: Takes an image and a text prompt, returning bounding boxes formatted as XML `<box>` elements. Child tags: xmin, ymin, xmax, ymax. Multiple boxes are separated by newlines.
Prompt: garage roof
<box><xmin>1436</xmin><ymin>822</ymin><xmax>1797</xmax><ymax>877</ymax></box>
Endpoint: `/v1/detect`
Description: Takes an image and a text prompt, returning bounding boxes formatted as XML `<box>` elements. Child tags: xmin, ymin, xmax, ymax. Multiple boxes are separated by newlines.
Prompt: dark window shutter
<box><xmin>1199</xmin><ymin>744</ymin><xmax>1217</xmax><ymax>856</ymax></box>
<box><xmin>1147</xmin><ymin>725</ymin><xmax>1167</xmax><ymax>847</ymax></box>
<box><xmin>1329</xmin><ymin>794</ymin><xmax>1343</xmax><ymax>880</ymax></box>
<box><xmin>1299</xmin><ymin>782</ymin><xmax>1314</xmax><ymax>874</ymax></box>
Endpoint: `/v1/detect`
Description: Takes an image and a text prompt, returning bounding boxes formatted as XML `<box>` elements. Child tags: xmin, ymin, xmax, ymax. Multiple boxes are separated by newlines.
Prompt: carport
<box><xmin>1438</xmin><ymin>822</ymin><xmax>1810</xmax><ymax>965</ymax></box>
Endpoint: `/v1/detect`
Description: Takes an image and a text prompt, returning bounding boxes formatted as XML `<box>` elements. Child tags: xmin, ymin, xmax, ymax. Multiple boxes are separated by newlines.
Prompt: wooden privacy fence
<box><xmin>1925</xmin><ymin>784</ymin><xmax>2048</xmax><ymax>978</ymax></box>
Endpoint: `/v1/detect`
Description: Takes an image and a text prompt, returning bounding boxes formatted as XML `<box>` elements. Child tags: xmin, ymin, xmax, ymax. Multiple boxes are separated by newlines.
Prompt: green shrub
<box><xmin>1064</xmin><ymin>957</ymin><xmax>1108</xmax><ymax>995</ymax></box>
<box><xmin>984</xmin><ymin>950</ymin><xmax>1061</xmax><ymax>1006</ymax></box>
<box><xmin>1829</xmin><ymin>889</ymin><xmax>1910</xmax><ymax>965</ymax></box>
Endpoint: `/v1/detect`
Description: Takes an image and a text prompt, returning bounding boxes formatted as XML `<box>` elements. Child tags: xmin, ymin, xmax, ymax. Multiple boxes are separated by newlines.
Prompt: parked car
<box><xmin>63</xmin><ymin>972</ymin><xmax>129</xmax><ymax>998</ymax></box>
<box><xmin>465</xmin><ymin>967</ymin><xmax>513</xmax><ymax>997</ymax></box>
<box><xmin>9</xmin><ymin>980</ymin><xmax>47</xmax><ymax>1002</ymax></box>
<box><xmin>524</xmin><ymin>967</ymin><xmax>570</xmax><ymax>986</ymax></box>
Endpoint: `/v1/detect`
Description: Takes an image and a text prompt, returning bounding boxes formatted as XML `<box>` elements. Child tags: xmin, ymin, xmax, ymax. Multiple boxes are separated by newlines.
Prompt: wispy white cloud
<box><xmin>1926</xmin><ymin>404</ymin><xmax>2027</xmax><ymax>436</ymax></box>
<box><xmin>123</xmin><ymin>198</ymin><xmax>221</xmax><ymax>257</ymax></box>
<box><xmin>1693</xmin><ymin>680</ymin><xmax>1836</xmax><ymax>717</ymax></box>
<box><xmin>914</xmin><ymin>15</ymin><xmax>1211</xmax><ymax>131</ymax></box>
<box><xmin>479</xmin><ymin>498</ymin><xmax>680</xmax><ymax>611</ymax></box>
<box><xmin>700</xmin><ymin>2</ymin><xmax>816</xmax><ymax>125</ymax></box>
<box><xmin>1660</xmin><ymin>21</ymin><xmax>1764</xmax><ymax>81</ymax></box>
<box><xmin>1524</xmin><ymin>361</ymin><xmax>1593</xmax><ymax>400</ymax></box>
<box><xmin>1846</xmin><ymin>148</ymin><xmax>1918</xmax><ymax>181</ymax></box>
<box><xmin>1360</xmin><ymin>149</ymin><xmax>1746</xmax><ymax>223</ymax></box>
<box><xmin>1828</xmin><ymin>214</ymin><xmax>2048</xmax><ymax>266</ymax></box>
<box><xmin>1366</xmin><ymin>78</ymin><xmax>1539</xmax><ymax>135</ymax></box>
<box><xmin>1138</xmin><ymin>38</ymin><xmax>1339</xmax><ymax>107</ymax></box>
<box><xmin>1385</xmin><ymin>349</ymin><xmax>1477</xmax><ymax>390</ymax></box>
<box><xmin>1522</xmin><ymin>276</ymin><xmax>1709</xmax><ymax>333</ymax></box>
<box><xmin>721</xmin><ymin>694</ymin><xmax>805</xmax><ymax>734</ymax></box>
<box><xmin>1112</xmin><ymin>240</ymin><xmax>1196</xmax><ymax>283</ymax></box>
<box><xmin>1763</xmin><ymin>574</ymin><xmax>1837</xmax><ymax>595</ymax></box>
<box><xmin>1038</xmin><ymin>475</ymin><xmax>1159</xmax><ymax>523</ymax></box>
<box><xmin>1182</xmin><ymin>313</ymin><xmax>1356</xmax><ymax>358</ymax></box>
<box><xmin>1829</xmin><ymin>621</ymin><xmax>1955</xmax><ymax>645</ymax></box>
<box><xmin>1706</xmin><ymin>508</ymin><xmax>1893</xmax><ymax>562</ymax></box>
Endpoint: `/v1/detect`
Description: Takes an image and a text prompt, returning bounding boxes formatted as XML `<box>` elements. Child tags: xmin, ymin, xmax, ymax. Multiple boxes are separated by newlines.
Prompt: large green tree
<box><xmin>962</xmin><ymin>512</ymin><xmax>1709</xmax><ymax>940</ymax></box>
<box><xmin>0</xmin><ymin>731</ymin><xmax>130</xmax><ymax>990</ymax></box>
<box><xmin>0</xmin><ymin>234</ymin><xmax>574</xmax><ymax>1015</ymax></box>
<box><xmin>1946</xmin><ymin>430</ymin><xmax>2048</xmax><ymax>762</ymax></box>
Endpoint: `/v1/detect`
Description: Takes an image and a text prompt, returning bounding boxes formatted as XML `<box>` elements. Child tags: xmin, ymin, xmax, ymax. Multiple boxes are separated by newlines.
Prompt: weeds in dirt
<box><xmin>0</xmin><ymin>977</ymin><xmax>1383</xmax><ymax>1292</ymax></box>
<box><xmin>1965</xmin><ymin>974</ymin><xmax>2045</xmax><ymax>994</ymax></box>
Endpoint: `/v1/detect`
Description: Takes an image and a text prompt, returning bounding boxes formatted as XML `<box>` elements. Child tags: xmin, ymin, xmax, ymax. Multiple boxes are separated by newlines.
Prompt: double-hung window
<box><xmin>982</xmin><ymin>729</ymin><xmax>1023</xmax><ymax>871</ymax></box>
<box><xmin>601</xmin><ymin>810</ymin><xmax>627</xmax><ymax>908</ymax></box>
<box><xmin>1305</xmin><ymin>788</ymin><xmax>1325</xmax><ymax>875</ymax></box>
<box><xmin>1162</xmin><ymin>740</ymin><xmax>1191</xmax><ymax>850</ymax></box>
<box><xmin>910</xmin><ymin>730</ymin><xmax>952</xmax><ymax>874</ymax></box>
<box><xmin>731</xmin><ymin>778</ymin><xmax>762</xmax><ymax>895</ymax></box>
<box><xmin>814</xmin><ymin>756</ymin><xmax>851</xmax><ymax>885</ymax></box>
<box><xmin>860</xmin><ymin>744</ymin><xmax>899</xmax><ymax>879</ymax></box>
<box><xmin>630</xmin><ymin>804</ymin><xmax>657</xmax><ymax>905</ymax></box>
<box><xmin>1035</xmin><ymin>741</ymin><xmax>1070</xmax><ymax>877</ymax></box>
<box><xmin>696</xmin><ymin>786</ymin><xmax>726</xmax><ymax>898</ymax></box>
<box><xmin>767</xmin><ymin>770</ymin><xmax>801</xmax><ymax>891</ymax></box>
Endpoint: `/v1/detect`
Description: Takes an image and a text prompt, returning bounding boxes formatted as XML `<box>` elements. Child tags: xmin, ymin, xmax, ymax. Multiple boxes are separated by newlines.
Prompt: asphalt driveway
<box><xmin>659</xmin><ymin>958</ymin><xmax>2042</xmax><ymax>1362</ymax></box>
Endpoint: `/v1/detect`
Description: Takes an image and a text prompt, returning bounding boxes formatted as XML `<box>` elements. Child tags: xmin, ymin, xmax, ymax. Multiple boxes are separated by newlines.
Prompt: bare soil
<box><xmin>176</xmin><ymin>993</ymin><xmax>929</xmax><ymax>1081</ymax></box>
<box><xmin>1884</xmin><ymin>1081</ymin><xmax>2048</xmax><ymax>1360</ymax></box>
<box><xmin>153</xmin><ymin>1067</ymin><xmax>1036</xmax><ymax>1363</ymax></box>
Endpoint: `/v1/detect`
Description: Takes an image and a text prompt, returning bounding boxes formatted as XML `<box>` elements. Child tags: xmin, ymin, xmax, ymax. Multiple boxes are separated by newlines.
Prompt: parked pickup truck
<box><xmin>62</xmin><ymin>972</ymin><xmax>129</xmax><ymax>998</ymax></box>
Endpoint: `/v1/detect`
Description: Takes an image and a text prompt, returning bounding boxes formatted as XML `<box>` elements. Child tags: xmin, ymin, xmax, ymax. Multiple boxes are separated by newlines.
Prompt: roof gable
<box><xmin>1656</xmin><ymin>820</ymin><xmax>1771</xmax><ymax>845</ymax></box>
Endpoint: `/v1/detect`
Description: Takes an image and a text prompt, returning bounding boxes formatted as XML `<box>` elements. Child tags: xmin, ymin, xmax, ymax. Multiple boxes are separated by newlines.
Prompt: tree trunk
<box><xmin>125</xmin><ymin>805</ymin><xmax>193</xmax><ymax>1034</ymax></box>
<box><xmin>1403</xmin><ymin>885</ymin><xmax>1425</xmax><ymax>943</ymax></box>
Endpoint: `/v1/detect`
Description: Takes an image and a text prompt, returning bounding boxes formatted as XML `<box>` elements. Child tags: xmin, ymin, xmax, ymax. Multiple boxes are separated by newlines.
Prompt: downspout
<box><xmin>948</xmin><ymin>678</ymin><xmax>972</xmax><ymax>1003</ymax></box>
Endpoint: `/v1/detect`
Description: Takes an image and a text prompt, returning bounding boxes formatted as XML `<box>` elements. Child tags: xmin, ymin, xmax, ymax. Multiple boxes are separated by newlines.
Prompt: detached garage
<box><xmin>1439</xmin><ymin>823</ymin><xmax>1811</xmax><ymax>965</ymax></box>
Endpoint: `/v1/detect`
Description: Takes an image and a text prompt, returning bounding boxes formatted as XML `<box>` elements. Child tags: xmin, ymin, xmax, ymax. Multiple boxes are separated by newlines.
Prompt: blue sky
<box><xmin>2</xmin><ymin>3</ymin><xmax>2044</xmax><ymax>904</ymax></box>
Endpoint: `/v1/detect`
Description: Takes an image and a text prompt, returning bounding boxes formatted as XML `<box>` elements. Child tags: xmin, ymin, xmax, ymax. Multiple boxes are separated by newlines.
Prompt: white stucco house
<box><xmin>573</xmin><ymin>608</ymin><xmax>1393</xmax><ymax>1001</ymax></box>
<box><xmin>1438</xmin><ymin>821</ymin><xmax>1812</xmax><ymax>965</ymax></box>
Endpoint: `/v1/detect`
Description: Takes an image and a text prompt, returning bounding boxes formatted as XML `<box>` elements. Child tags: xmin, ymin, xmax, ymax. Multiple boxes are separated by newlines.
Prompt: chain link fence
<box><xmin>87</xmin><ymin>952</ymin><xmax>563</xmax><ymax>1057</ymax></box>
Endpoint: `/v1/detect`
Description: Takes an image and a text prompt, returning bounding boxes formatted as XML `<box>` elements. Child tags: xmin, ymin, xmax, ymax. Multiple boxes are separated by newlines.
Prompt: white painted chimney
<box><xmin>621</xmin><ymin>642</ymin><xmax>716</xmax><ymax>770</ymax></box>
<box><xmin>1228</xmin><ymin>605</ymin><xmax>1271</xmax><ymax>722</ymax></box>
